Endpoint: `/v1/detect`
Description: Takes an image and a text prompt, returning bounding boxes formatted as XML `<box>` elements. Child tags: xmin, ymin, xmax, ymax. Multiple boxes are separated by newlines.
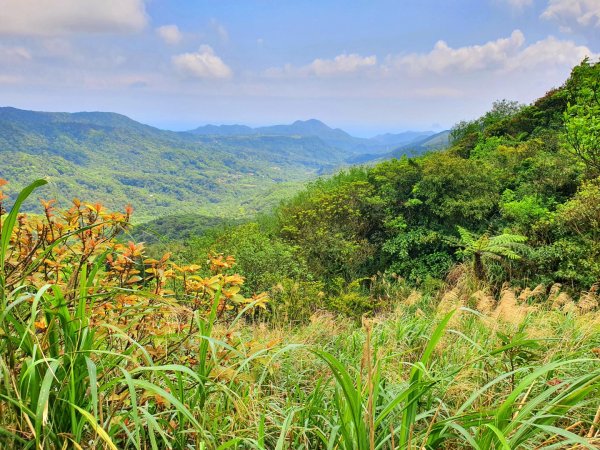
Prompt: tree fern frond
<box><xmin>484</xmin><ymin>246</ymin><xmax>522</xmax><ymax>260</ymax></box>
<box><xmin>489</xmin><ymin>234</ymin><xmax>527</xmax><ymax>245</ymax></box>
<box><xmin>456</xmin><ymin>226</ymin><xmax>476</xmax><ymax>247</ymax></box>
<box><xmin>453</xmin><ymin>227</ymin><xmax>530</xmax><ymax>280</ymax></box>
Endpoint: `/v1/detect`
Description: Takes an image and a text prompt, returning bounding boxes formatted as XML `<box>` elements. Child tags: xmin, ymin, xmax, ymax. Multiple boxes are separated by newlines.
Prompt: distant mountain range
<box><xmin>189</xmin><ymin>119</ymin><xmax>438</xmax><ymax>155</ymax></box>
<box><xmin>347</xmin><ymin>130</ymin><xmax>451</xmax><ymax>164</ymax></box>
<box><xmin>0</xmin><ymin>107</ymin><xmax>448</xmax><ymax>220</ymax></box>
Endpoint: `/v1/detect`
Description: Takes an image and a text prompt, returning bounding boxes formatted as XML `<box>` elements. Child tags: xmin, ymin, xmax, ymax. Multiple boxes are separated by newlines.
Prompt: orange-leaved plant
<box><xmin>0</xmin><ymin>179</ymin><xmax>269</xmax><ymax>449</ymax></box>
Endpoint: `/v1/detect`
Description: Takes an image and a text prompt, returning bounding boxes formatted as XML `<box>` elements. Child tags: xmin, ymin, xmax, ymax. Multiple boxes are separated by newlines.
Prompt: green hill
<box><xmin>0</xmin><ymin>108</ymin><xmax>355</xmax><ymax>221</ymax></box>
<box><xmin>1</xmin><ymin>109</ymin><xmax>438</xmax><ymax>222</ymax></box>
<box><xmin>164</xmin><ymin>59</ymin><xmax>600</xmax><ymax>294</ymax></box>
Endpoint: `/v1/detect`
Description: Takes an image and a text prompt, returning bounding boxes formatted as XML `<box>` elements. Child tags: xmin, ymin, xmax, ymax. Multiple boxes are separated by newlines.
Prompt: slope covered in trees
<box><xmin>0</xmin><ymin>109</ymin><xmax>349</xmax><ymax>221</ymax></box>
<box><xmin>165</xmin><ymin>59</ymin><xmax>600</xmax><ymax>302</ymax></box>
<box><xmin>0</xmin><ymin>111</ymin><xmax>436</xmax><ymax>222</ymax></box>
<box><xmin>1</xmin><ymin>60</ymin><xmax>599</xmax><ymax>449</ymax></box>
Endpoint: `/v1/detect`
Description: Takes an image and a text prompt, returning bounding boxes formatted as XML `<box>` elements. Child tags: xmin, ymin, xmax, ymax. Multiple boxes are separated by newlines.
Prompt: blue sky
<box><xmin>0</xmin><ymin>0</ymin><xmax>599</xmax><ymax>136</ymax></box>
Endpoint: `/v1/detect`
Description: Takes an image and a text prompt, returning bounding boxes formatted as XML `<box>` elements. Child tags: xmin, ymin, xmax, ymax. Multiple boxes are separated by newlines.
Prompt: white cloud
<box><xmin>309</xmin><ymin>54</ymin><xmax>377</xmax><ymax>76</ymax></box>
<box><xmin>263</xmin><ymin>30</ymin><xmax>594</xmax><ymax>87</ymax></box>
<box><xmin>389</xmin><ymin>30</ymin><xmax>526</xmax><ymax>74</ymax></box>
<box><xmin>157</xmin><ymin>25</ymin><xmax>183</xmax><ymax>45</ymax></box>
<box><xmin>0</xmin><ymin>0</ymin><xmax>148</xmax><ymax>35</ymax></box>
<box><xmin>266</xmin><ymin>53</ymin><xmax>377</xmax><ymax>78</ymax></box>
<box><xmin>172</xmin><ymin>45</ymin><xmax>232</xmax><ymax>79</ymax></box>
<box><xmin>385</xmin><ymin>29</ymin><xmax>596</xmax><ymax>75</ymax></box>
<box><xmin>507</xmin><ymin>35</ymin><xmax>597</xmax><ymax>69</ymax></box>
<box><xmin>542</xmin><ymin>0</ymin><xmax>600</xmax><ymax>29</ymax></box>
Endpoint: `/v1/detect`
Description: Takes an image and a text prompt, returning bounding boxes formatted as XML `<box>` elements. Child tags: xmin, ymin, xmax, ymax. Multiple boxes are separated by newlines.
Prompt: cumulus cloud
<box><xmin>266</xmin><ymin>53</ymin><xmax>377</xmax><ymax>78</ymax></box>
<box><xmin>385</xmin><ymin>29</ymin><xmax>596</xmax><ymax>75</ymax></box>
<box><xmin>389</xmin><ymin>30</ymin><xmax>526</xmax><ymax>74</ymax></box>
<box><xmin>507</xmin><ymin>35</ymin><xmax>597</xmax><ymax>69</ymax></box>
<box><xmin>264</xmin><ymin>31</ymin><xmax>594</xmax><ymax>85</ymax></box>
<box><xmin>0</xmin><ymin>0</ymin><xmax>148</xmax><ymax>35</ymax></box>
<box><xmin>156</xmin><ymin>25</ymin><xmax>183</xmax><ymax>45</ymax></box>
<box><xmin>542</xmin><ymin>0</ymin><xmax>600</xmax><ymax>30</ymax></box>
<box><xmin>172</xmin><ymin>45</ymin><xmax>232</xmax><ymax>79</ymax></box>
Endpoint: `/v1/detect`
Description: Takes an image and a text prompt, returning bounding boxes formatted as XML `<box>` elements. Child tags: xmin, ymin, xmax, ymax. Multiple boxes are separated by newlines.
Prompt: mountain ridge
<box><xmin>189</xmin><ymin>118</ymin><xmax>437</xmax><ymax>154</ymax></box>
<box><xmin>0</xmin><ymin>107</ymin><xmax>346</xmax><ymax>221</ymax></box>
<box><xmin>0</xmin><ymin>106</ymin><xmax>447</xmax><ymax>221</ymax></box>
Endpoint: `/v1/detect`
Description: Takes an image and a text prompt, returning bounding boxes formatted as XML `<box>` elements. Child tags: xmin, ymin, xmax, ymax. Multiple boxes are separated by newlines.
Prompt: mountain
<box><xmin>0</xmin><ymin>107</ymin><xmax>442</xmax><ymax>221</ymax></box>
<box><xmin>370</xmin><ymin>131</ymin><xmax>435</xmax><ymax>147</ymax></box>
<box><xmin>349</xmin><ymin>130</ymin><xmax>450</xmax><ymax>163</ymax></box>
<box><xmin>190</xmin><ymin>119</ymin><xmax>343</xmax><ymax>137</ymax></box>
<box><xmin>391</xmin><ymin>130</ymin><xmax>451</xmax><ymax>155</ymax></box>
<box><xmin>186</xmin><ymin>124</ymin><xmax>256</xmax><ymax>136</ymax></box>
<box><xmin>191</xmin><ymin>119</ymin><xmax>363</xmax><ymax>153</ymax></box>
<box><xmin>0</xmin><ymin>107</ymin><xmax>351</xmax><ymax>221</ymax></box>
<box><xmin>190</xmin><ymin>119</ymin><xmax>435</xmax><ymax>155</ymax></box>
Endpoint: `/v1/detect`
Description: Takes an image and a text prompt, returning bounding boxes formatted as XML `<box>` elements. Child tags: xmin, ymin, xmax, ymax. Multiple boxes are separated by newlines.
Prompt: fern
<box><xmin>451</xmin><ymin>227</ymin><xmax>529</xmax><ymax>280</ymax></box>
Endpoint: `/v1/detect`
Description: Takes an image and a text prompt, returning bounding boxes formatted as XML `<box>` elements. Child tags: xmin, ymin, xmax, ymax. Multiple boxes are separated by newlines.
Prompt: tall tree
<box><xmin>564</xmin><ymin>59</ymin><xmax>600</xmax><ymax>176</ymax></box>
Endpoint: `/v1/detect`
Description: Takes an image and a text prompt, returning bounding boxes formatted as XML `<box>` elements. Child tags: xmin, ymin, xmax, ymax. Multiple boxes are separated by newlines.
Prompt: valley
<box><xmin>0</xmin><ymin>108</ymin><xmax>443</xmax><ymax>221</ymax></box>
<box><xmin>1</xmin><ymin>0</ymin><xmax>599</xmax><ymax>446</ymax></box>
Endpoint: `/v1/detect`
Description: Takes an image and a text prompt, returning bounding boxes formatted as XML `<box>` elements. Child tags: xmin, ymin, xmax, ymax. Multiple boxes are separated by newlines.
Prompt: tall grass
<box><xmin>1</xmin><ymin>180</ymin><xmax>599</xmax><ymax>448</ymax></box>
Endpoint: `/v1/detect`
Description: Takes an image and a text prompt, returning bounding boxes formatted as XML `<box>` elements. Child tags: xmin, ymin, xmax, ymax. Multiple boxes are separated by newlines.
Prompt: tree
<box><xmin>452</xmin><ymin>226</ymin><xmax>528</xmax><ymax>280</ymax></box>
<box><xmin>278</xmin><ymin>170</ymin><xmax>383</xmax><ymax>283</ymax></box>
<box><xmin>450</xmin><ymin>99</ymin><xmax>524</xmax><ymax>144</ymax></box>
<box><xmin>415</xmin><ymin>152</ymin><xmax>500</xmax><ymax>227</ymax></box>
<box><xmin>481</xmin><ymin>99</ymin><xmax>524</xmax><ymax>128</ymax></box>
<box><xmin>564</xmin><ymin>58</ymin><xmax>600</xmax><ymax>176</ymax></box>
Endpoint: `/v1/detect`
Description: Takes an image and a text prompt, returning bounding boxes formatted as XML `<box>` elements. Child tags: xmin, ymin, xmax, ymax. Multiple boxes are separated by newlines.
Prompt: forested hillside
<box><xmin>0</xmin><ymin>109</ymin><xmax>348</xmax><ymax>220</ymax></box>
<box><xmin>0</xmin><ymin>110</ymin><xmax>436</xmax><ymax>221</ymax></box>
<box><xmin>150</xmin><ymin>59</ymin><xmax>600</xmax><ymax>297</ymax></box>
<box><xmin>1</xmin><ymin>60</ymin><xmax>599</xmax><ymax>449</ymax></box>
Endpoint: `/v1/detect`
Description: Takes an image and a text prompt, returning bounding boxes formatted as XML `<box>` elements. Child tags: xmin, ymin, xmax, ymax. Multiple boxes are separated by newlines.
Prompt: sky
<box><xmin>0</xmin><ymin>0</ymin><xmax>599</xmax><ymax>136</ymax></box>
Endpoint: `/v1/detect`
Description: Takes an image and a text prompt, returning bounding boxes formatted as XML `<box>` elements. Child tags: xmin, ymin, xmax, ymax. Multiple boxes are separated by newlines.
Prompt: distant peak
<box><xmin>289</xmin><ymin>119</ymin><xmax>332</xmax><ymax>131</ymax></box>
<box><xmin>294</xmin><ymin>118</ymin><xmax>326</xmax><ymax>125</ymax></box>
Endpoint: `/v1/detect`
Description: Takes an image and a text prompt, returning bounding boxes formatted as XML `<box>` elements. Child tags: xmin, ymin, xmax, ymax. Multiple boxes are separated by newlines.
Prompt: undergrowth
<box><xmin>0</xmin><ymin>180</ymin><xmax>598</xmax><ymax>449</ymax></box>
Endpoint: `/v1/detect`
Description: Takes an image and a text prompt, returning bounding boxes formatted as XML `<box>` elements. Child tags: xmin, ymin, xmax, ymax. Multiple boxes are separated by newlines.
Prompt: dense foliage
<box><xmin>0</xmin><ymin>180</ymin><xmax>598</xmax><ymax>449</ymax></box>
<box><xmin>1</xmin><ymin>60</ymin><xmax>599</xmax><ymax>449</ymax></box>
<box><xmin>163</xmin><ymin>60</ymin><xmax>600</xmax><ymax>313</ymax></box>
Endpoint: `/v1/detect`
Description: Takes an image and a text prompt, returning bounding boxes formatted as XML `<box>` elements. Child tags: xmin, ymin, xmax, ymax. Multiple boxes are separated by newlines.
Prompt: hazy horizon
<box><xmin>1</xmin><ymin>104</ymin><xmax>444</xmax><ymax>138</ymax></box>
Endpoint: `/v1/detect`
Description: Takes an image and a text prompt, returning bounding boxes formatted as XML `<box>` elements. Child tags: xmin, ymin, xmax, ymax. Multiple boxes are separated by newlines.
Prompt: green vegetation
<box><xmin>165</xmin><ymin>59</ymin><xmax>599</xmax><ymax>297</ymax></box>
<box><xmin>0</xmin><ymin>111</ymin><xmax>354</xmax><ymax>222</ymax></box>
<box><xmin>564</xmin><ymin>60</ymin><xmax>600</xmax><ymax>176</ymax></box>
<box><xmin>450</xmin><ymin>227</ymin><xmax>528</xmax><ymax>281</ymax></box>
<box><xmin>0</xmin><ymin>113</ymin><xmax>436</xmax><ymax>223</ymax></box>
<box><xmin>1</xmin><ymin>60</ymin><xmax>600</xmax><ymax>449</ymax></box>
